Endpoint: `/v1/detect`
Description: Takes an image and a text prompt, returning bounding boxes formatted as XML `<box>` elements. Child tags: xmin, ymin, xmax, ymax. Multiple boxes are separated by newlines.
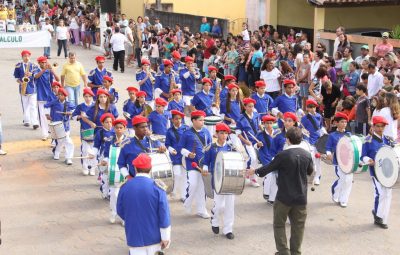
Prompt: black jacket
<box><xmin>256</xmin><ymin>146</ymin><xmax>314</xmax><ymax>206</ymax></box>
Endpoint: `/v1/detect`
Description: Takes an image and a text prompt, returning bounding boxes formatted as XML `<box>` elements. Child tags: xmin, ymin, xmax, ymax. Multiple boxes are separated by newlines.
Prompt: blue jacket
<box><xmin>179</xmin><ymin>67</ymin><xmax>201</xmax><ymax>96</ymax></box>
<box><xmin>123</xmin><ymin>100</ymin><xmax>144</xmax><ymax>129</ymax></box>
<box><xmin>167</xmin><ymin>99</ymin><xmax>185</xmax><ymax>113</ymax></box>
<box><xmin>251</xmin><ymin>92</ymin><xmax>274</xmax><ymax>117</ymax></box>
<box><xmin>300</xmin><ymin>113</ymin><xmax>323</xmax><ymax>145</ymax></box>
<box><xmin>154</xmin><ymin>71</ymin><xmax>181</xmax><ymax>100</ymax></box>
<box><xmin>236</xmin><ymin>112</ymin><xmax>261</xmax><ymax>144</ymax></box>
<box><xmin>191</xmin><ymin>91</ymin><xmax>214</xmax><ymax>116</ymax></box>
<box><xmin>33</xmin><ymin>68</ymin><xmax>54</xmax><ymax>101</ymax></box>
<box><xmin>361</xmin><ymin>134</ymin><xmax>394</xmax><ymax>177</ymax></box>
<box><xmin>148</xmin><ymin>110</ymin><xmax>171</xmax><ymax>135</ymax></box>
<box><xmin>220</xmin><ymin>99</ymin><xmax>241</xmax><ymax>124</ymax></box>
<box><xmin>72</xmin><ymin>102</ymin><xmax>95</xmax><ymax>139</ymax></box>
<box><xmin>87</xmin><ymin>67</ymin><xmax>113</xmax><ymax>96</ymax></box>
<box><xmin>165</xmin><ymin>124</ymin><xmax>190</xmax><ymax>165</ymax></box>
<box><xmin>44</xmin><ymin>99</ymin><xmax>75</xmax><ymax>132</ymax></box>
<box><xmin>14</xmin><ymin>62</ymin><xmax>37</xmax><ymax>94</ymax></box>
<box><xmin>86</xmin><ymin>105</ymin><xmax>119</xmax><ymax>133</ymax></box>
<box><xmin>104</xmin><ymin>87</ymin><xmax>119</xmax><ymax>104</ymax></box>
<box><xmin>93</xmin><ymin>128</ymin><xmax>114</xmax><ymax>157</ymax></box>
<box><xmin>256</xmin><ymin>130</ymin><xmax>275</xmax><ymax>165</ymax></box>
<box><xmin>136</xmin><ymin>70</ymin><xmax>154</xmax><ymax>101</ymax></box>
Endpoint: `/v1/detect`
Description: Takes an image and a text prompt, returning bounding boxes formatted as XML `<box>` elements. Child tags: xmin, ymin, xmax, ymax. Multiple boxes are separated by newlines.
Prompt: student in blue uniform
<box><xmin>165</xmin><ymin>110</ymin><xmax>190</xmax><ymax>201</ymax></box>
<box><xmin>101</xmin><ymin>118</ymin><xmax>129</xmax><ymax>224</ymax></box>
<box><xmin>326</xmin><ymin>112</ymin><xmax>352</xmax><ymax>208</ymax></box>
<box><xmin>208</xmin><ymin>65</ymin><xmax>222</xmax><ymax>96</ymax></box>
<box><xmin>180</xmin><ymin>56</ymin><xmax>202</xmax><ymax>106</ymax></box>
<box><xmin>117</xmin><ymin>115</ymin><xmax>166</xmax><ymax>178</ymax></box>
<box><xmin>220</xmin><ymin>83</ymin><xmax>242</xmax><ymax>126</ymax></box>
<box><xmin>102</xmin><ymin>75</ymin><xmax>119</xmax><ymax>104</ymax></box>
<box><xmin>87</xmin><ymin>55</ymin><xmax>113</xmax><ymax>97</ymax></box>
<box><xmin>83</xmin><ymin>88</ymin><xmax>119</xmax><ymax>134</ymax></box>
<box><xmin>255</xmin><ymin>115</ymin><xmax>277</xmax><ymax>201</ymax></box>
<box><xmin>167</xmin><ymin>89</ymin><xmax>186</xmax><ymax>113</ymax></box>
<box><xmin>158</xmin><ymin>50</ymin><xmax>184</xmax><ymax>72</ymax></box>
<box><xmin>14</xmin><ymin>50</ymin><xmax>39</xmax><ymax>129</ymax></box>
<box><xmin>191</xmin><ymin>77</ymin><xmax>214</xmax><ymax>116</ymax></box>
<box><xmin>154</xmin><ymin>59</ymin><xmax>181</xmax><ymax>101</ymax></box>
<box><xmin>44</xmin><ymin>87</ymin><xmax>75</xmax><ymax>165</ymax></box>
<box><xmin>148</xmin><ymin>97</ymin><xmax>171</xmax><ymax>136</ymax></box>
<box><xmin>71</xmin><ymin>88</ymin><xmax>96</xmax><ymax>175</ymax></box>
<box><xmin>34</xmin><ymin>56</ymin><xmax>60</xmax><ymax>140</ymax></box>
<box><xmin>203</xmin><ymin>123</ymin><xmax>236</xmax><ymax>240</ymax></box>
<box><xmin>122</xmin><ymin>87</ymin><xmax>140</xmax><ymax>136</ymax></box>
<box><xmin>117</xmin><ymin>153</ymin><xmax>171</xmax><ymax>255</ymax></box>
<box><xmin>301</xmin><ymin>99</ymin><xmax>325</xmax><ymax>185</ymax></box>
<box><xmin>220</xmin><ymin>75</ymin><xmax>237</xmax><ymax>101</ymax></box>
<box><xmin>237</xmin><ymin>97</ymin><xmax>261</xmax><ymax>187</ymax></box>
<box><xmin>179</xmin><ymin>110</ymin><xmax>212</xmax><ymax>219</ymax></box>
<box><xmin>361</xmin><ymin>116</ymin><xmax>395</xmax><ymax>229</ymax></box>
<box><xmin>136</xmin><ymin>58</ymin><xmax>155</xmax><ymax>108</ymax></box>
<box><xmin>251</xmin><ymin>80</ymin><xmax>273</xmax><ymax>117</ymax></box>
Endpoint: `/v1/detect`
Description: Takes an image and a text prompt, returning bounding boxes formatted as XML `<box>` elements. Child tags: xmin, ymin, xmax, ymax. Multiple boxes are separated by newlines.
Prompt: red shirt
<box><xmin>203</xmin><ymin>38</ymin><xmax>215</xmax><ymax>59</ymax></box>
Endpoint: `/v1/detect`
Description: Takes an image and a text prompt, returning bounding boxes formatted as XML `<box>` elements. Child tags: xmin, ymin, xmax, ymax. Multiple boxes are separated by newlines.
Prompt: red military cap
<box><xmin>132</xmin><ymin>115</ymin><xmax>149</xmax><ymax>126</ymax></box>
<box><xmin>243</xmin><ymin>97</ymin><xmax>256</xmax><ymax>105</ymax></box>
<box><xmin>227</xmin><ymin>83</ymin><xmax>239</xmax><ymax>90</ymax></box>
<box><xmin>57</xmin><ymin>87</ymin><xmax>68</xmax><ymax>96</ymax></box>
<box><xmin>202</xmin><ymin>77</ymin><xmax>212</xmax><ymax>85</ymax></box>
<box><xmin>21</xmin><ymin>50</ymin><xmax>31</xmax><ymax>56</ymax></box>
<box><xmin>103</xmin><ymin>75</ymin><xmax>113</xmax><ymax>83</ymax></box>
<box><xmin>283</xmin><ymin>79</ymin><xmax>296</xmax><ymax>87</ymax></box>
<box><xmin>100</xmin><ymin>113</ymin><xmax>115</xmax><ymax>123</ymax></box>
<box><xmin>141</xmin><ymin>58</ymin><xmax>150</xmax><ymax>65</ymax></box>
<box><xmin>255</xmin><ymin>80</ymin><xmax>266</xmax><ymax>88</ymax></box>
<box><xmin>334</xmin><ymin>112</ymin><xmax>349</xmax><ymax>121</ymax></box>
<box><xmin>283</xmin><ymin>112</ymin><xmax>298</xmax><ymax>122</ymax></box>
<box><xmin>97</xmin><ymin>88</ymin><xmax>110</xmax><ymax>97</ymax></box>
<box><xmin>113</xmin><ymin>118</ymin><xmax>128</xmax><ymax>127</ymax></box>
<box><xmin>83</xmin><ymin>87</ymin><xmax>95</xmax><ymax>97</ymax></box>
<box><xmin>127</xmin><ymin>87</ymin><xmax>139</xmax><ymax>93</ymax></box>
<box><xmin>155</xmin><ymin>97</ymin><xmax>168</xmax><ymax>106</ymax></box>
<box><xmin>171</xmin><ymin>51</ymin><xmax>181</xmax><ymax>59</ymax></box>
<box><xmin>95</xmin><ymin>56</ymin><xmax>105</xmax><ymax>62</ymax></box>
<box><xmin>191</xmin><ymin>110</ymin><xmax>206</xmax><ymax>118</ymax></box>
<box><xmin>185</xmin><ymin>56</ymin><xmax>194</xmax><ymax>63</ymax></box>
<box><xmin>136</xmin><ymin>91</ymin><xmax>147</xmax><ymax>97</ymax></box>
<box><xmin>132</xmin><ymin>153</ymin><xmax>152</xmax><ymax>169</ymax></box>
<box><xmin>306</xmin><ymin>99</ymin><xmax>318</xmax><ymax>107</ymax></box>
<box><xmin>262</xmin><ymin>115</ymin><xmax>276</xmax><ymax>122</ymax></box>
<box><xmin>52</xmin><ymin>81</ymin><xmax>62</xmax><ymax>88</ymax></box>
<box><xmin>208</xmin><ymin>66</ymin><xmax>218</xmax><ymax>72</ymax></box>
<box><xmin>372</xmin><ymin>116</ymin><xmax>388</xmax><ymax>126</ymax></box>
<box><xmin>37</xmin><ymin>56</ymin><xmax>48</xmax><ymax>63</ymax></box>
<box><xmin>215</xmin><ymin>123</ymin><xmax>231</xmax><ymax>133</ymax></box>
<box><xmin>163</xmin><ymin>59</ymin><xmax>173</xmax><ymax>66</ymax></box>
<box><xmin>224</xmin><ymin>75</ymin><xmax>237</xmax><ymax>81</ymax></box>
<box><xmin>171</xmin><ymin>89</ymin><xmax>182</xmax><ymax>95</ymax></box>
<box><xmin>171</xmin><ymin>110</ymin><xmax>185</xmax><ymax>118</ymax></box>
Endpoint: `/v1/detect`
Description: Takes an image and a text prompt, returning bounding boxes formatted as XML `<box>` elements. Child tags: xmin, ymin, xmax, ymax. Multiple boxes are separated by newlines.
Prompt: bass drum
<box><xmin>315</xmin><ymin>134</ymin><xmax>333</xmax><ymax>165</ymax></box>
<box><xmin>214</xmin><ymin>151</ymin><xmax>246</xmax><ymax>195</ymax></box>
<box><xmin>374</xmin><ymin>145</ymin><xmax>400</xmax><ymax>188</ymax></box>
<box><xmin>336</xmin><ymin>135</ymin><xmax>366</xmax><ymax>174</ymax></box>
<box><xmin>182</xmin><ymin>156</ymin><xmax>214</xmax><ymax>199</ymax></box>
<box><xmin>148</xmin><ymin>153</ymin><xmax>174</xmax><ymax>194</ymax></box>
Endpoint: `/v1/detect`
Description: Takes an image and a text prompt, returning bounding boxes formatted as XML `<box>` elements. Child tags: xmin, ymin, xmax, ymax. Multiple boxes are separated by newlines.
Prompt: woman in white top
<box><xmin>56</xmin><ymin>19</ymin><xmax>69</xmax><ymax>58</ymax></box>
<box><xmin>69</xmin><ymin>11</ymin><xmax>80</xmax><ymax>45</ymax></box>
<box><xmin>260</xmin><ymin>58</ymin><xmax>282</xmax><ymax>99</ymax></box>
<box><xmin>372</xmin><ymin>92</ymin><xmax>400</xmax><ymax>140</ymax></box>
<box><xmin>241</xmin><ymin>23</ymin><xmax>250</xmax><ymax>44</ymax></box>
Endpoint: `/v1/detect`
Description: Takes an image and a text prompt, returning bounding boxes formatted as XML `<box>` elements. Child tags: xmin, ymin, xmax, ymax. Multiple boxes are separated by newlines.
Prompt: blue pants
<box><xmin>65</xmin><ymin>85</ymin><xmax>80</xmax><ymax>106</ymax></box>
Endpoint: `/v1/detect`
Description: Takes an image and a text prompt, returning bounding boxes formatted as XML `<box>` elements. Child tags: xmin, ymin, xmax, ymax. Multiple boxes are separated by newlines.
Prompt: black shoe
<box><xmin>121</xmin><ymin>70</ymin><xmax>124</xmax><ymax>73</ymax></box>
<box><xmin>372</xmin><ymin>210</ymin><xmax>377</xmax><ymax>220</ymax></box>
<box><xmin>263</xmin><ymin>194</ymin><xmax>269</xmax><ymax>201</ymax></box>
<box><xmin>267</xmin><ymin>200</ymin><xmax>274</xmax><ymax>206</ymax></box>
<box><xmin>33</xmin><ymin>125</ymin><xmax>39</xmax><ymax>130</ymax></box>
<box><xmin>225</xmin><ymin>232</ymin><xmax>234</xmax><ymax>240</ymax></box>
<box><xmin>23</xmin><ymin>123</ymin><xmax>30</xmax><ymax>127</ymax></box>
<box><xmin>113</xmin><ymin>68</ymin><xmax>117</xmax><ymax>71</ymax></box>
<box><xmin>374</xmin><ymin>217</ymin><xmax>388</xmax><ymax>229</ymax></box>
<box><xmin>212</xmin><ymin>226</ymin><xmax>219</xmax><ymax>234</ymax></box>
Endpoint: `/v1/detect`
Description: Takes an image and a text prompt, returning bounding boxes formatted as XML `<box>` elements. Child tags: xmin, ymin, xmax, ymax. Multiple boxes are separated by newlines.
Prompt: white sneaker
<box><xmin>314</xmin><ymin>178</ymin><xmax>320</xmax><ymax>185</ymax></box>
<box><xmin>41</xmin><ymin>136</ymin><xmax>48</xmax><ymax>141</ymax></box>
<box><xmin>250</xmin><ymin>179</ymin><xmax>260</xmax><ymax>187</ymax></box>
<box><xmin>65</xmin><ymin>159</ymin><xmax>72</xmax><ymax>165</ymax></box>
<box><xmin>89</xmin><ymin>169</ymin><xmax>96</xmax><ymax>176</ymax></box>
<box><xmin>197</xmin><ymin>212</ymin><xmax>210</xmax><ymax>219</ymax></box>
<box><xmin>53</xmin><ymin>154</ymin><xmax>60</xmax><ymax>160</ymax></box>
<box><xmin>109</xmin><ymin>214</ymin><xmax>116</xmax><ymax>224</ymax></box>
<box><xmin>82</xmin><ymin>169</ymin><xmax>89</xmax><ymax>176</ymax></box>
<box><xmin>340</xmin><ymin>202</ymin><xmax>347</xmax><ymax>208</ymax></box>
<box><xmin>332</xmin><ymin>196</ymin><xmax>339</xmax><ymax>204</ymax></box>
<box><xmin>0</xmin><ymin>150</ymin><xmax>7</xmax><ymax>155</ymax></box>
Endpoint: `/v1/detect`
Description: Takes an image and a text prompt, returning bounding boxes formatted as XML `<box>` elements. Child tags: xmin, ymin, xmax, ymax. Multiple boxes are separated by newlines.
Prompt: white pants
<box><xmin>331</xmin><ymin>166</ymin><xmax>353</xmax><ymax>204</ymax></box>
<box><xmin>129</xmin><ymin>244</ymin><xmax>162</xmax><ymax>255</ymax></box>
<box><xmin>184</xmin><ymin>170</ymin><xmax>207</xmax><ymax>214</ymax></box>
<box><xmin>37</xmin><ymin>101</ymin><xmax>49</xmax><ymax>137</ymax></box>
<box><xmin>22</xmin><ymin>93</ymin><xmax>39</xmax><ymax>125</ymax></box>
<box><xmin>81</xmin><ymin>140</ymin><xmax>96</xmax><ymax>171</ymax></box>
<box><xmin>109</xmin><ymin>186</ymin><xmax>120</xmax><ymax>217</ymax></box>
<box><xmin>54</xmin><ymin>132</ymin><xmax>74</xmax><ymax>159</ymax></box>
<box><xmin>127</xmin><ymin>128</ymin><xmax>135</xmax><ymax>137</ymax></box>
<box><xmin>182</xmin><ymin>95</ymin><xmax>193</xmax><ymax>106</ymax></box>
<box><xmin>172</xmin><ymin>165</ymin><xmax>187</xmax><ymax>200</ymax></box>
<box><xmin>263</xmin><ymin>172</ymin><xmax>278</xmax><ymax>201</ymax></box>
<box><xmin>211</xmin><ymin>192</ymin><xmax>235</xmax><ymax>234</ymax></box>
<box><xmin>311</xmin><ymin>145</ymin><xmax>321</xmax><ymax>182</ymax></box>
<box><xmin>372</xmin><ymin>177</ymin><xmax>392</xmax><ymax>224</ymax></box>
<box><xmin>245</xmin><ymin>144</ymin><xmax>258</xmax><ymax>169</ymax></box>
<box><xmin>99</xmin><ymin>164</ymin><xmax>109</xmax><ymax>198</ymax></box>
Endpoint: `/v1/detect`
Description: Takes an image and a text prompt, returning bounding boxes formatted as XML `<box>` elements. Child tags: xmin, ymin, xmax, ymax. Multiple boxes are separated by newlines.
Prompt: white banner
<box><xmin>0</xmin><ymin>31</ymin><xmax>51</xmax><ymax>48</ymax></box>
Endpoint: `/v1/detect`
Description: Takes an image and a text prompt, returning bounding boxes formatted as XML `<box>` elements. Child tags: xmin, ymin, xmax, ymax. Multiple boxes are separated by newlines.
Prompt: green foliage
<box><xmin>390</xmin><ymin>25</ymin><xmax>400</xmax><ymax>39</ymax></box>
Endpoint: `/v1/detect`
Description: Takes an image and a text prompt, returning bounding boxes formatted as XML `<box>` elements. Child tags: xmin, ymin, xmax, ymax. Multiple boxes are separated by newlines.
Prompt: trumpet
<box><xmin>146</xmin><ymin>67</ymin><xmax>155</xmax><ymax>84</ymax></box>
<box><xmin>46</xmin><ymin>62</ymin><xmax>58</xmax><ymax>70</ymax></box>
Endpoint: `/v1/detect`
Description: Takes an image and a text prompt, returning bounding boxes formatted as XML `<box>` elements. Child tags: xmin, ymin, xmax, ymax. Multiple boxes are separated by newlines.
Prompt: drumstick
<box><xmin>191</xmin><ymin>162</ymin><xmax>205</xmax><ymax>175</ymax></box>
<box><xmin>72</xmin><ymin>156</ymin><xmax>92</xmax><ymax>159</ymax></box>
<box><xmin>247</xmin><ymin>131</ymin><xmax>261</xmax><ymax>144</ymax></box>
<box><xmin>56</xmin><ymin>111</ymin><xmax>72</xmax><ymax>115</ymax></box>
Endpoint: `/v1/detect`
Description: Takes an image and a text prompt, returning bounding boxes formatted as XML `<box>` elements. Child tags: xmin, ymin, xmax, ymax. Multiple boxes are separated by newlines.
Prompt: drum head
<box><xmin>205</xmin><ymin>116</ymin><xmax>222</xmax><ymax>125</ymax></box>
<box><xmin>149</xmin><ymin>153</ymin><xmax>174</xmax><ymax>193</ymax></box>
<box><xmin>214</xmin><ymin>152</ymin><xmax>224</xmax><ymax>194</ymax></box>
<box><xmin>315</xmin><ymin>134</ymin><xmax>329</xmax><ymax>154</ymax></box>
<box><xmin>375</xmin><ymin>146</ymin><xmax>400</xmax><ymax>188</ymax></box>
<box><xmin>336</xmin><ymin>135</ymin><xmax>362</xmax><ymax>174</ymax></box>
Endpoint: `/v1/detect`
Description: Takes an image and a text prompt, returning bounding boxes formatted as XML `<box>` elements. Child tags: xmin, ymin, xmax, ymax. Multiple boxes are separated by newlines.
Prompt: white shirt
<box><xmin>69</xmin><ymin>16</ymin><xmax>79</xmax><ymax>30</ymax></box>
<box><xmin>41</xmin><ymin>23</ymin><xmax>54</xmax><ymax>35</ymax></box>
<box><xmin>242</xmin><ymin>29</ymin><xmax>250</xmax><ymax>41</ymax></box>
<box><xmin>310</xmin><ymin>59</ymin><xmax>323</xmax><ymax>80</ymax></box>
<box><xmin>110</xmin><ymin>32</ymin><xmax>128</xmax><ymax>51</ymax></box>
<box><xmin>260</xmin><ymin>68</ymin><xmax>282</xmax><ymax>92</ymax></box>
<box><xmin>372</xmin><ymin>107</ymin><xmax>398</xmax><ymax>139</ymax></box>
<box><xmin>56</xmin><ymin>26</ymin><xmax>68</xmax><ymax>40</ymax></box>
<box><xmin>367</xmin><ymin>71</ymin><xmax>384</xmax><ymax>99</ymax></box>
<box><xmin>6</xmin><ymin>19</ymin><xmax>16</xmax><ymax>32</ymax></box>
<box><xmin>150</xmin><ymin>43</ymin><xmax>159</xmax><ymax>58</ymax></box>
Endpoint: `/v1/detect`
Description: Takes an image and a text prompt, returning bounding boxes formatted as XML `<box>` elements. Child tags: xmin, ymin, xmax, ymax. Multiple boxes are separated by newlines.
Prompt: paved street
<box><xmin>0</xmin><ymin>44</ymin><xmax>399</xmax><ymax>255</ymax></box>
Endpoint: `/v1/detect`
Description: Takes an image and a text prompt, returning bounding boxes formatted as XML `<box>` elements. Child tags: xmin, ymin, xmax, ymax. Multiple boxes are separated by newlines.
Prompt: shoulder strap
<box><xmin>306</xmin><ymin>114</ymin><xmax>319</xmax><ymax>131</ymax></box>
<box><xmin>261</xmin><ymin>131</ymin><xmax>271</xmax><ymax>149</ymax></box>
<box><xmin>243</xmin><ymin>113</ymin><xmax>257</xmax><ymax>134</ymax></box>
<box><xmin>191</xmin><ymin>127</ymin><xmax>205</xmax><ymax>147</ymax></box>
<box><xmin>172</xmin><ymin>127</ymin><xmax>180</xmax><ymax>141</ymax></box>
<box><xmin>134</xmin><ymin>137</ymin><xmax>150</xmax><ymax>153</ymax></box>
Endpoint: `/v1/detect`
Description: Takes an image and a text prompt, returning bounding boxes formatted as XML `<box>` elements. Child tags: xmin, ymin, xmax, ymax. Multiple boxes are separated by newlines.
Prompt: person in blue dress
<box><xmin>102</xmin><ymin>75</ymin><xmax>119</xmax><ymax>104</ymax></box>
<box><xmin>167</xmin><ymin>89</ymin><xmax>186</xmax><ymax>113</ymax></box>
<box><xmin>148</xmin><ymin>97</ymin><xmax>171</xmax><ymax>136</ymax></box>
<box><xmin>251</xmin><ymin>80</ymin><xmax>274</xmax><ymax>118</ymax></box>
<box><xmin>136</xmin><ymin>58</ymin><xmax>155</xmax><ymax>108</ymax></box>
<box><xmin>87</xmin><ymin>55</ymin><xmax>113</xmax><ymax>97</ymax></box>
<box><xmin>122</xmin><ymin>87</ymin><xmax>140</xmax><ymax>136</ymax></box>
<box><xmin>191</xmin><ymin>77</ymin><xmax>214</xmax><ymax>116</ymax></box>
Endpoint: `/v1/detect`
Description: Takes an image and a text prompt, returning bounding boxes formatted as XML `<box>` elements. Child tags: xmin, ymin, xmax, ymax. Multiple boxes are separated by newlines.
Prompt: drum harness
<box><xmin>243</xmin><ymin>113</ymin><xmax>258</xmax><ymax>141</ymax></box>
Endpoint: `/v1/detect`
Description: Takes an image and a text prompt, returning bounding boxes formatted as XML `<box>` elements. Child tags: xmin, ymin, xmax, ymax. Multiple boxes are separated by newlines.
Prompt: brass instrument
<box><xmin>146</xmin><ymin>66</ymin><xmax>155</xmax><ymax>84</ymax></box>
<box><xmin>213</xmin><ymin>77</ymin><xmax>221</xmax><ymax>108</ymax></box>
<box><xmin>142</xmin><ymin>104</ymin><xmax>153</xmax><ymax>117</ymax></box>
<box><xmin>168</xmin><ymin>70</ymin><xmax>178</xmax><ymax>101</ymax></box>
<box><xmin>21</xmin><ymin>62</ymin><xmax>31</xmax><ymax>96</ymax></box>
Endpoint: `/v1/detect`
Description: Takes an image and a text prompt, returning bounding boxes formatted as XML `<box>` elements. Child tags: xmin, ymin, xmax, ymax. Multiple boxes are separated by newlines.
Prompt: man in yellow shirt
<box><xmin>61</xmin><ymin>52</ymin><xmax>88</xmax><ymax>105</ymax></box>
<box><xmin>0</xmin><ymin>4</ymin><xmax>8</xmax><ymax>21</ymax></box>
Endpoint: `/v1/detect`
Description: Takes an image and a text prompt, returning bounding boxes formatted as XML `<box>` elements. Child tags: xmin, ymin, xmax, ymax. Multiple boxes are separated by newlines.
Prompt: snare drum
<box><xmin>374</xmin><ymin>145</ymin><xmax>400</xmax><ymax>188</ymax></box>
<box><xmin>336</xmin><ymin>135</ymin><xmax>366</xmax><ymax>174</ymax></box>
<box><xmin>81</xmin><ymin>128</ymin><xmax>94</xmax><ymax>141</ymax></box>
<box><xmin>108</xmin><ymin>146</ymin><xmax>124</xmax><ymax>186</ymax></box>
<box><xmin>214</xmin><ymin>151</ymin><xmax>246</xmax><ymax>195</ymax></box>
<box><xmin>205</xmin><ymin>116</ymin><xmax>222</xmax><ymax>126</ymax></box>
<box><xmin>49</xmin><ymin>121</ymin><xmax>66</xmax><ymax>139</ymax></box>
<box><xmin>148</xmin><ymin>153</ymin><xmax>174</xmax><ymax>194</ymax></box>
<box><xmin>150</xmin><ymin>134</ymin><xmax>166</xmax><ymax>143</ymax></box>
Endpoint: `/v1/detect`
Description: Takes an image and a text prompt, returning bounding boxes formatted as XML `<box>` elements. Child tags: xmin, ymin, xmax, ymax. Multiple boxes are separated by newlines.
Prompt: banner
<box><xmin>0</xmin><ymin>31</ymin><xmax>51</xmax><ymax>48</ymax></box>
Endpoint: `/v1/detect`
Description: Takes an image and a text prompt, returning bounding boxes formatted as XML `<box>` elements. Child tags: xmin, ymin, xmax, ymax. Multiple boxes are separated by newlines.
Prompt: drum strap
<box><xmin>134</xmin><ymin>137</ymin><xmax>150</xmax><ymax>153</ymax></box>
<box><xmin>191</xmin><ymin>128</ymin><xmax>205</xmax><ymax>148</ymax></box>
<box><xmin>261</xmin><ymin>131</ymin><xmax>271</xmax><ymax>149</ymax></box>
<box><xmin>372</xmin><ymin>135</ymin><xmax>383</xmax><ymax>143</ymax></box>
<box><xmin>306</xmin><ymin>114</ymin><xmax>319</xmax><ymax>131</ymax></box>
<box><xmin>243</xmin><ymin>113</ymin><xmax>257</xmax><ymax>134</ymax></box>
<box><xmin>172</xmin><ymin>127</ymin><xmax>180</xmax><ymax>142</ymax></box>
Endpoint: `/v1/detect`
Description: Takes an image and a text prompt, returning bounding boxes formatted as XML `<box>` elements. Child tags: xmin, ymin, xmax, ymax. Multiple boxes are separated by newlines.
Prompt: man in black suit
<box><xmin>248</xmin><ymin>127</ymin><xmax>314</xmax><ymax>255</ymax></box>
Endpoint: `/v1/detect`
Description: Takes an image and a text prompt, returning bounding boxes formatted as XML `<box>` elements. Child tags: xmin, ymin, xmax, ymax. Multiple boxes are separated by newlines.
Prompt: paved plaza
<box><xmin>0</xmin><ymin>45</ymin><xmax>399</xmax><ymax>255</ymax></box>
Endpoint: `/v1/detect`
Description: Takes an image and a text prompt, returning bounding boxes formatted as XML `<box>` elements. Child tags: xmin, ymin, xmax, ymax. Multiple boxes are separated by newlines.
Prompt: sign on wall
<box><xmin>0</xmin><ymin>30</ymin><xmax>50</xmax><ymax>48</ymax></box>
